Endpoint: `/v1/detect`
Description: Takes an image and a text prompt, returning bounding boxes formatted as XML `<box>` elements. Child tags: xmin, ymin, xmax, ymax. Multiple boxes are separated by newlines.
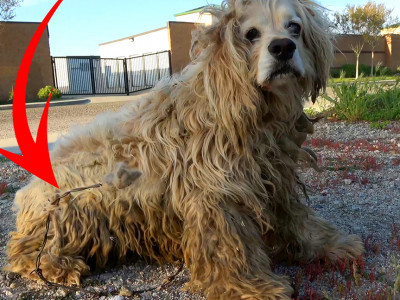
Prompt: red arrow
<box><xmin>0</xmin><ymin>0</ymin><xmax>63</xmax><ymax>188</ymax></box>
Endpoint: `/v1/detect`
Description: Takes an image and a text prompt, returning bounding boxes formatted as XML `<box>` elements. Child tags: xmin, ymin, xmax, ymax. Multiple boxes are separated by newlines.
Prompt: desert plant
<box><xmin>37</xmin><ymin>86</ymin><xmax>61</xmax><ymax>100</ymax></box>
<box><xmin>324</xmin><ymin>78</ymin><xmax>400</xmax><ymax>121</ymax></box>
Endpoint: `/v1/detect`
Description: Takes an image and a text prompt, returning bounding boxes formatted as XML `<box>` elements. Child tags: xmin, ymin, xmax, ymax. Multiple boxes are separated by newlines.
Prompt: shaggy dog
<box><xmin>6</xmin><ymin>0</ymin><xmax>364</xmax><ymax>298</ymax></box>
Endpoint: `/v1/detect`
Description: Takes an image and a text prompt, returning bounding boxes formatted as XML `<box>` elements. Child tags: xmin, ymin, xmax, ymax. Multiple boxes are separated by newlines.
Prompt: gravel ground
<box><xmin>0</xmin><ymin>117</ymin><xmax>399</xmax><ymax>299</ymax></box>
<box><xmin>0</xmin><ymin>101</ymin><xmax>128</xmax><ymax>140</ymax></box>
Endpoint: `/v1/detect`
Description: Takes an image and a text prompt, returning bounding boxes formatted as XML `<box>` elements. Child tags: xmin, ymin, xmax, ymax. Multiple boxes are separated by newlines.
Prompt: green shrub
<box><xmin>337</xmin><ymin>64</ymin><xmax>372</xmax><ymax>78</ymax></box>
<box><xmin>376</xmin><ymin>66</ymin><xmax>393</xmax><ymax>76</ymax></box>
<box><xmin>304</xmin><ymin>107</ymin><xmax>319</xmax><ymax>117</ymax></box>
<box><xmin>370</xmin><ymin>121</ymin><xmax>389</xmax><ymax>130</ymax></box>
<box><xmin>323</xmin><ymin>78</ymin><xmax>400</xmax><ymax>122</ymax></box>
<box><xmin>330</xmin><ymin>68</ymin><xmax>341</xmax><ymax>78</ymax></box>
<box><xmin>8</xmin><ymin>86</ymin><xmax>14</xmax><ymax>101</ymax></box>
<box><xmin>332</xmin><ymin>64</ymin><xmax>396</xmax><ymax>78</ymax></box>
<box><xmin>37</xmin><ymin>86</ymin><xmax>61</xmax><ymax>100</ymax></box>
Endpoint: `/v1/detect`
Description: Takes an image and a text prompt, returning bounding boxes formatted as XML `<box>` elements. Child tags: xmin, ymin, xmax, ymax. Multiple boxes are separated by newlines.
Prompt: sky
<box><xmin>11</xmin><ymin>0</ymin><xmax>400</xmax><ymax>57</ymax></box>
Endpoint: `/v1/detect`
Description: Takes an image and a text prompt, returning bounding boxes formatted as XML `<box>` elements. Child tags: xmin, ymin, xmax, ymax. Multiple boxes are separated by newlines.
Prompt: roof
<box><xmin>384</xmin><ymin>23</ymin><xmax>400</xmax><ymax>29</ymax></box>
<box><xmin>0</xmin><ymin>21</ymin><xmax>41</xmax><ymax>24</ymax></box>
<box><xmin>99</xmin><ymin>26</ymin><xmax>167</xmax><ymax>46</ymax></box>
<box><xmin>174</xmin><ymin>5</ymin><xmax>220</xmax><ymax>17</ymax></box>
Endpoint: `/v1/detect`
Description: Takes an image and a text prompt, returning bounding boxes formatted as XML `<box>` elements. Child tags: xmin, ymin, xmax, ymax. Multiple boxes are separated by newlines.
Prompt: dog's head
<box><xmin>192</xmin><ymin>0</ymin><xmax>333</xmax><ymax>103</ymax></box>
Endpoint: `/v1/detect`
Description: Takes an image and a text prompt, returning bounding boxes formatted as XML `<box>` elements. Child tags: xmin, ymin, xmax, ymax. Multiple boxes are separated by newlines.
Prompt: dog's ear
<box><xmin>191</xmin><ymin>5</ymin><xmax>259</xmax><ymax>149</ymax></box>
<box><xmin>204</xmin><ymin>13</ymin><xmax>258</xmax><ymax>112</ymax></box>
<box><xmin>297</xmin><ymin>0</ymin><xmax>333</xmax><ymax>103</ymax></box>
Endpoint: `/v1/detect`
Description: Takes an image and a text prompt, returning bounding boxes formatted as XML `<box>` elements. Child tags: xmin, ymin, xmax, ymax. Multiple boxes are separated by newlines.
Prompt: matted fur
<box><xmin>6</xmin><ymin>0</ymin><xmax>363</xmax><ymax>299</ymax></box>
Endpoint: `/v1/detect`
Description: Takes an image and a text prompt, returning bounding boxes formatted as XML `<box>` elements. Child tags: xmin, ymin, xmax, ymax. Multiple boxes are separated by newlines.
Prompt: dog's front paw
<box><xmin>325</xmin><ymin>234</ymin><xmax>365</xmax><ymax>262</ymax></box>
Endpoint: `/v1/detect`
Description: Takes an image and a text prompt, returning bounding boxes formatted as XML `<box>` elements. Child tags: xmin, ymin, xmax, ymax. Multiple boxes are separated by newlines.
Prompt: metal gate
<box><xmin>52</xmin><ymin>51</ymin><xmax>172</xmax><ymax>96</ymax></box>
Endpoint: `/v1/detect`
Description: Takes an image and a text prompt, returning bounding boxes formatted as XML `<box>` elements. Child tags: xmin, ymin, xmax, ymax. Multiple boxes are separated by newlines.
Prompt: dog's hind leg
<box><xmin>182</xmin><ymin>198</ymin><xmax>293</xmax><ymax>300</ymax></box>
<box><xmin>274</xmin><ymin>201</ymin><xmax>364</xmax><ymax>264</ymax></box>
<box><xmin>5</xmin><ymin>179</ymin><xmax>117</xmax><ymax>285</ymax></box>
<box><xmin>5</xmin><ymin>181</ymin><xmax>93</xmax><ymax>285</ymax></box>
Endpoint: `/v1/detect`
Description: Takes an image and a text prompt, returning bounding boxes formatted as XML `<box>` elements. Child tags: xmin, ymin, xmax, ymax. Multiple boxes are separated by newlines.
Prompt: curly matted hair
<box><xmin>6</xmin><ymin>0</ymin><xmax>363</xmax><ymax>298</ymax></box>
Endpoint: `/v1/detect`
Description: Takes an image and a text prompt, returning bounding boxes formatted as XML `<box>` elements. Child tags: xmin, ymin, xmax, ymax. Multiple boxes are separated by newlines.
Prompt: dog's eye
<box><xmin>245</xmin><ymin>28</ymin><xmax>260</xmax><ymax>43</ymax></box>
<box><xmin>287</xmin><ymin>22</ymin><xmax>301</xmax><ymax>36</ymax></box>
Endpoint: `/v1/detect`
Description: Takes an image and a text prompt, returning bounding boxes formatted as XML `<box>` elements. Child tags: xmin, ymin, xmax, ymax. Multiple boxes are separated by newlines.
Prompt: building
<box><xmin>333</xmin><ymin>34</ymin><xmax>400</xmax><ymax>71</ymax></box>
<box><xmin>98</xmin><ymin>6</ymin><xmax>215</xmax><ymax>74</ymax></box>
<box><xmin>174</xmin><ymin>6</ymin><xmax>217</xmax><ymax>25</ymax></box>
<box><xmin>381</xmin><ymin>23</ymin><xmax>400</xmax><ymax>35</ymax></box>
<box><xmin>0</xmin><ymin>22</ymin><xmax>53</xmax><ymax>102</ymax></box>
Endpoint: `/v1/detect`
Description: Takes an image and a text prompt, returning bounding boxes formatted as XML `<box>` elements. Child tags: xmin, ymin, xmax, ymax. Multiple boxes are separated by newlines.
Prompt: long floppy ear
<box><xmin>297</xmin><ymin>0</ymin><xmax>334</xmax><ymax>103</ymax></box>
<box><xmin>191</xmin><ymin>2</ymin><xmax>260</xmax><ymax>148</ymax></box>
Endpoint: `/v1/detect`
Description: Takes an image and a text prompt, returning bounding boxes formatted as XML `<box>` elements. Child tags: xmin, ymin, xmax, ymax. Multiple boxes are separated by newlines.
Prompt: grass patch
<box><xmin>370</xmin><ymin>121</ymin><xmax>390</xmax><ymax>130</ymax></box>
<box><xmin>0</xmin><ymin>157</ymin><xmax>10</xmax><ymax>163</ymax></box>
<box><xmin>323</xmin><ymin>78</ymin><xmax>400</xmax><ymax>122</ymax></box>
<box><xmin>329</xmin><ymin>76</ymin><xmax>398</xmax><ymax>84</ymax></box>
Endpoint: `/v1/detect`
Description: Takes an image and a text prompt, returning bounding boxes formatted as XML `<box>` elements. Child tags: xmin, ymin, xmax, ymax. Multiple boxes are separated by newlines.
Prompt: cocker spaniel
<box><xmin>6</xmin><ymin>0</ymin><xmax>363</xmax><ymax>298</ymax></box>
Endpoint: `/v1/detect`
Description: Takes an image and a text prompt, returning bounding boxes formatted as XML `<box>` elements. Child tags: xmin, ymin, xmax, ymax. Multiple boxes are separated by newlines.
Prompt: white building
<box><xmin>99</xmin><ymin>27</ymin><xmax>170</xmax><ymax>58</ymax></box>
<box><xmin>98</xmin><ymin>6</ymin><xmax>216</xmax><ymax>59</ymax></box>
<box><xmin>174</xmin><ymin>6</ymin><xmax>216</xmax><ymax>26</ymax></box>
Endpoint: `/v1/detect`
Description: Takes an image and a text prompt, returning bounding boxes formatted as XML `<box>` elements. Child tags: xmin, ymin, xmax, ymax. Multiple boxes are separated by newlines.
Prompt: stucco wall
<box><xmin>333</xmin><ymin>35</ymin><xmax>391</xmax><ymax>70</ymax></box>
<box><xmin>385</xmin><ymin>34</ymin><xmax>400</xmax><ymax>71</ymax></box>
<box><xmin>0</xmin><ymin>22</ymin><xmax>53</xmax><ymax>102</ymax></box>
<box><xmin>168</xmin><ymin>21</ymin><xmax>197</xmax><ymax>74</ymax></box>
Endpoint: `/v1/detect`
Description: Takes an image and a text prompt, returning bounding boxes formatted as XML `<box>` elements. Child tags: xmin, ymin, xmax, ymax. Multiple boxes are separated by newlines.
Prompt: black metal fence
<box><xmin>52</xmin><ymin>51</ymin><xmax>172</xmax><ymax>96</ymax></box>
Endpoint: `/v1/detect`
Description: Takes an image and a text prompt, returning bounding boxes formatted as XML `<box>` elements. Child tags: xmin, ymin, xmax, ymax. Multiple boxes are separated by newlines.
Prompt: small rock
<box><xmin>55</xmin><ymin>288</ymin><xmax>68</xmax><ymax>297</ymax></box>
<box><xmin>9</xmin><ymin>282</ymin><xmax>16</xmax><ymax>288</ymax></box>
<box><xmin>4</xmin><ymin>290</ymin><xmax>12</xmax><ymax>297</ymax></box>
<box><xmin>108</xmin><ymin>296</ymin><xmax>125</xmax><ymax>300</ymax></box>
<box><xmin>0</xmin><ymin>192</ymin><xmax>9</xmax><ymax>200</ymax></box>
<box><xmin>119</xmin><ymin>286</ymin><xmax>133</xmax><ymax>297</ymax></box>
<box><xmin>344</xmin><ymin>179</ymin><xmax>352</xmax><ymax>185</ymax></box>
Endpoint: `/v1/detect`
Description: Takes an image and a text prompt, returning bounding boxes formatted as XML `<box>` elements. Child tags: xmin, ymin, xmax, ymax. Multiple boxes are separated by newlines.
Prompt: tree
<box><xmin>0</xmin><ymin>0</ymin><xmax>22</xmax><ymax>21</ymax></box>
<box><xmin>350</xmin><ymin>42</ymin><xmax>364</xmax><ymax>79</ymax></box>
<box><xmin>334</xmin><ymin>2</ymin><xmax>397</xmax><ymax>77</ymax></box>
<box><xmin>332</xmin><ymin>9</ymin><xmax>365</xmax><ymax>78</ymax></box>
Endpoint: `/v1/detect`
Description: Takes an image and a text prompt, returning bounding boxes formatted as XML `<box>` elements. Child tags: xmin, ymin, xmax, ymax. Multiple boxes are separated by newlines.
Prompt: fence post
<box><xmin>51</xmin><ymin>57</ymin><xmax>58</xmax><ymax>89</ymax></box>
<box><xmin>142</xmin><ymin>56</ymin><xmax>147</xmax><ymax>87</ymax></box>
<box><xmin>156</xmin><ymin>53</ymin><xmax>161</xmax><ymax>80</ymax></box>
<box><xmin>89</xmin><ymin>57</ymin><xmax>96</xmax><ymax>94</ymax></box>
<box><xmin>123</xmin><ymin>58</ymin><xmax>129</xmax><ymax>95</ymax></box>
<box><xmin>168</xmin><ymin>50</ymin><xmax>172</xmax><ymax>76</ymax></box>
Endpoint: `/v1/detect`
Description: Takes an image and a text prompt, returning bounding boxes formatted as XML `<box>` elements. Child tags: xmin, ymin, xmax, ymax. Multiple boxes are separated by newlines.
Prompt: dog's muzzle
<box><xmin>268</xmin><ymin>38</ymin><xmax>296</xmax><ymax>61</ymax></box>
<box><xmin>261</xmin><ymin>38</ymin><xmax>302</xmax><ymax>90</ymax></box>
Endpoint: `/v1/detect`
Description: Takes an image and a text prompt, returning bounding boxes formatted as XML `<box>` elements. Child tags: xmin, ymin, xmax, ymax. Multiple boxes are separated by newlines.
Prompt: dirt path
<box><xmin>0</xmin><ymin>101</ymin><xmax>129</xmax><ymax>141</ymax></box>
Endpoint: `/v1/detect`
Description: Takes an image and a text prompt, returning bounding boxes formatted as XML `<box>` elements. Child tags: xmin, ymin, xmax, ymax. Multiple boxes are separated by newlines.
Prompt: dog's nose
<box><xmin>268</xmin><ymin>38</ymin><xmax>296</xmax><ymax>61</ymax></box>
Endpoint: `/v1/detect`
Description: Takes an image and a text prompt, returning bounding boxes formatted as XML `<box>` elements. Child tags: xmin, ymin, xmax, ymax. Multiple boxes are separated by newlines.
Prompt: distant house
<box><xmin>174</xmin><ymin>6</ymin><xmax>217</xmax><ymax>25</ymax></box>
<box><xmin>381</xmin><ymin>23</ymin><xmax>400</xmax><ymax>35</ymax></box>
<box><xmin>98</xmin><ymin>6</ymin><xmax>216</xmax><ymax>74</ymax></box>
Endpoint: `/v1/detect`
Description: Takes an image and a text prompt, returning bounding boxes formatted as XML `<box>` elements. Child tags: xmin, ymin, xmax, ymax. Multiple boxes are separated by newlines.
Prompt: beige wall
<box><xmin>333</xmin><ymin>34</ymin><xmax>399</xmax><ymax>70</ymax></box>
<box><xmin>167</xmin><ymin>21</ymin><xmax>198</xmax><ymax>74</ymax></box>
<box><xmin>0</xmin><ymin>22</ymin><xmax>53</xmax><ymax>102</ymax></box>
<box><xmin>167</xmin><ymin>29</ymin><xmax>400</xmax><ymax>74</ymax></box>
<box><xmin>385</xmin><ymin>34</ymin><xmax>400</xmax><ymax>70</ymax></box>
